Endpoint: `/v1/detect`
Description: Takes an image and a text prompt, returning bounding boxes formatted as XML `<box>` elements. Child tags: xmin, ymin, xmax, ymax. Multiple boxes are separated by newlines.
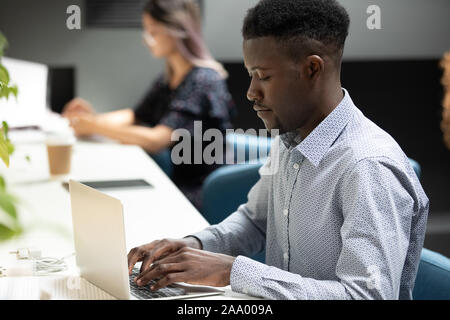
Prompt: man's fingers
<box><xmin>139</xmin><ymin>241</ymin><xmax>182</xmax><ymax>274</ymax></box>
<box><xmin>127</xmin><ymin>248</ymin><xmax>143</xmax><ymax>274</ymax></box>
<box><xmin>127</xmin><ymin>243</ymin><xmax>155</xmax><ymax>274</ymax></box>
<box><xmin>136</xmin><ymin>263</ymin><xmax>186</xmax><ymax>287</ymax></box>
<box><xmin>151</xmin><ymin>272</ymin><xmax>187</xmax><ymax>291</ymax></box>
<box><xmin>139</xmin><ymin>252</ymin><xmax>156</xmax><ymax>275</ymax></box>
<box><xmin>145</xmin><ymin>250</ymin><xmax>186</xmax><ymax>268</ymax></box>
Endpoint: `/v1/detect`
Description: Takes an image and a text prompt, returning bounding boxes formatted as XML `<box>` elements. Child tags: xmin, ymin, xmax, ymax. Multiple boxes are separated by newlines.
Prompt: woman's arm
<box><xmin>96</xmin><ymin>109</ymin><xmax>136</xmax><ymax>127</ymax></box>
<box><xmin>96</xmin><ymin>123</ymin><xmax>174</xmax><ymax>154</ymax></box>
<box><xmin>70</xmin><ymin>114</ymin><xmax>174</xmax><ymax>154</ymax></box>
<box><xmin>63</xmin><ymin>98</ymin><xmax>136</xmax><ymax>127</ymax></box>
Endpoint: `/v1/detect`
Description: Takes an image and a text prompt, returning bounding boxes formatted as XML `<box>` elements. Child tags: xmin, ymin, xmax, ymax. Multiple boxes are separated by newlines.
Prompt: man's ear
<box><xmin>304</xmin><ymin>55</ymin><xmax>324</xmax><ymax>81</ymax></box>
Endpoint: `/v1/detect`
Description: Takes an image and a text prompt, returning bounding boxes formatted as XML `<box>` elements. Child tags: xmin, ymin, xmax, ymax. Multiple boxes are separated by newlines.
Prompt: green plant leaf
<box><xmin>6</xmin><ymin>139</ymin><xmax>14</xmax><ymax>155</ymax></box>
<box><xmin>10</xmin><ymin>85</ymin><xmax>18</xmax><ymax>98</ymax></box>
<box><xmin>0</xmin><ymin>191</ymin><xmax>17</xmax><ymax>220</ymax></box>
<box><xmin>0</xmin><ymin>176</ymin><xmax>5</xmax><ymax>191</ymax></box>
<box><xmin>0</xmin><ymin>64</ymin><xmax>10</xmax><ymax>86</ymax></box>
<box><xmin>0</xmin><ymin>33</ymin><xmax>7</xmax><ymax>57</ymax></box>
<box><xmin>0</xmin><ymin>84</ymin><xmax>9</xmax><ymax>100</ymax></box>
<box><xmin>2</xmin><ymin>121</ymin><xmax>8</xmax><ymax>137</ymax></box>
<box><xmin>0</xmin><ymin>224</ymin><xmax>16</xmax><ymax>241</ymax></box>
<box><xmin>0</xmin><ymin>197</ymin><xmax>17</xmax><ymax>220</ymax></box>
<box><xmin>0</xmin><ymin>82</ymin><xmax>17</xmax><ymax>101</ymax></box>
<box><xmin>0</xmin><ymin>131</ymin><xmax>10</xmax><ymax>167</ymax></box>
<box><xmin>0</xmin><ymin>223</ymin><xmax>21</xmax><ymax>242</ymax></box>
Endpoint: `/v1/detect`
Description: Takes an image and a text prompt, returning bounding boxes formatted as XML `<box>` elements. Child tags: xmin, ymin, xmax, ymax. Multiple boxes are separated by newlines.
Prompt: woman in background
<box><xmin>440</xmin><ymin>51</ymin><xmax>450</xmax><ymax>148</ymax></box>
<box><xmin>63</xmin><ymin>0</ymin><xmax>235</xmax><ymax>210</ymax></box>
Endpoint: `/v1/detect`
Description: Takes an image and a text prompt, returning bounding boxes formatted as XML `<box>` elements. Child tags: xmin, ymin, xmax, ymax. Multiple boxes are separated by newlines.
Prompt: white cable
<box><xmin>7</xmin><ymin>249</ymin><xmax>75</xmax><ymax>276</ymax></box>
<box><xmin>33</xmin><ymin>252</ymin><xmax>76</xmax><ymax>276</ymax></box>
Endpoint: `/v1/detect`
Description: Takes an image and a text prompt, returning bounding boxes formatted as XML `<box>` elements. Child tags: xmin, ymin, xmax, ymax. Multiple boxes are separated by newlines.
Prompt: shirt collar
<box><xmin>280</xmin><ymin>88</ymin><xmax>356</xmax><ymax>167</ymax></box>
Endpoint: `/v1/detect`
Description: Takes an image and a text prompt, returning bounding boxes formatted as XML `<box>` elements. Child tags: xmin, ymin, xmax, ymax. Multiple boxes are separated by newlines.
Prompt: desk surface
<box><xmin>0</xmin><ymin>139</ymin><xmax>252</xmax><ymax>300</ymax></box>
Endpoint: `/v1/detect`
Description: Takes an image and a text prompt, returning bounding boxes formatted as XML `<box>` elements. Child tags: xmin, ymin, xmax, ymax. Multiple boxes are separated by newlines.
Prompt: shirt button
<box><xmin>283</xmin><ymin>209</ymin><xmax>288</xmax><ymax>216</ymax></box>
<box><xmin>293</xmin><ymin>163</ymin><xmax>299</xmax><ymax>170</ymax></box>
<box><xmin>283</xmin><ymin>252</ymin><xmax>289</xmax><ymax>261</ymax></box>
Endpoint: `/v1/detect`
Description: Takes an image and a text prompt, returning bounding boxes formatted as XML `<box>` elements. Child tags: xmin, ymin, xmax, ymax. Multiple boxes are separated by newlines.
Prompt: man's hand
<box><xmin>134</xmin><ymin>247</ymin><xmax>236</xmax><ymax>290</ymax></box>
<box><xmin>127</xmin><ymin>237</ymin><xmax>202</xmax><ymax>275</ymax></box>
<box><xmin>127</xmin><ymin>238</ymin><xmax>236</xmax><ymax>290</ymax></box>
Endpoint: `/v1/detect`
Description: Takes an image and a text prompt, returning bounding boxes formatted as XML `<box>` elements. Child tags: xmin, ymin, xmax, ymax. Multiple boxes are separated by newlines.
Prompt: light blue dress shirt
<box><xmin>193</xmin><ymin>89</ymin><xmax>429</xmax><ymax>300</ymax></box>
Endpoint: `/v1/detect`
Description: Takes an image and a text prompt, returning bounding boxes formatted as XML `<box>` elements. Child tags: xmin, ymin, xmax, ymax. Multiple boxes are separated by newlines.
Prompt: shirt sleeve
<box><xmin>228</xmin><ymin>157</ymin><xmax>418</xmax><ymax>300</ymax></box>
<box><xmin>191</xmin><ymin>147</ymin><xmax>276</xmax><ymax>257</ymax></box>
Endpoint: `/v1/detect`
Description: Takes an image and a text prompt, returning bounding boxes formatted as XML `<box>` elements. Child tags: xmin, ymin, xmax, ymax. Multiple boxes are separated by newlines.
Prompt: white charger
<box><xmin>9</xmin><ymin>247</ymin><xmax>42</xmax><ymax>260</ymax></box>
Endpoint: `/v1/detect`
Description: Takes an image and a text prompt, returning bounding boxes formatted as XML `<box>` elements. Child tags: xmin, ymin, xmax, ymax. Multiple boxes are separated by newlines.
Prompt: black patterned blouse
<box><xmin>134</xmin><ymin>67</ymin><xmax>236</xmax><ymax>209</ymax></box>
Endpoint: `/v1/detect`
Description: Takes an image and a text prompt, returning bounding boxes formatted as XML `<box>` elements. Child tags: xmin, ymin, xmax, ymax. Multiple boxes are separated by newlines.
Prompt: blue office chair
<box><xmin>202</xmin><ymin>162</ymin><xmax>264</xmax><ymax>226</ymax></box>
<box><xmin>202</xmin><ymin>132</ymin><xmax>271</xmax><ymax>224</ymax></box>
<box><xmin>150</xmin><ymin>148</ymin><xmax>173</xmax><ymax>178</ymax></box>
<box><xmin>225</xmin><ymin>132</ymin><xmax>272</xmax><ymax>163</ymax></box>
<box><xmin>409</xmin><ymin>157</ymin><xmax>421</xmax><ymax>179</ymax></box>
<box><xmin>202</xmin><ymin>133</ymin><xmax>270</xmax><ymax>262</ymax></box>
<box><xmin>413</xmin><ymin>248</ymin><xmax>450</xmax><ymax>299</ymax></box>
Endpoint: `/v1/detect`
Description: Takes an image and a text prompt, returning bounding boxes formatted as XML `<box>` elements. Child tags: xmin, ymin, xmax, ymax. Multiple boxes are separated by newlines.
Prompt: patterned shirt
<box><xmin>192</xmin><ymin>89</ymin><xmax>429</xmax><ymax>300</ymax></box>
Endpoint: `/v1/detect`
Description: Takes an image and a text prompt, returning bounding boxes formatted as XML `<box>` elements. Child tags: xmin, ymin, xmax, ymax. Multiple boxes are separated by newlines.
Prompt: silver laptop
<box><xmin>69</xmin><ymin>180</ymin><xmax>225</xmax><ymax>300</ymax></box>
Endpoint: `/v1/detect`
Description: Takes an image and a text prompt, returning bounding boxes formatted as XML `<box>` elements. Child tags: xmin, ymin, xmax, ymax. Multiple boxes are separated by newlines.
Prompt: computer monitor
<box><xmin>0</xmin><ymin>56</ymin><xmax>48</xmax><ymax>127</ymax></box>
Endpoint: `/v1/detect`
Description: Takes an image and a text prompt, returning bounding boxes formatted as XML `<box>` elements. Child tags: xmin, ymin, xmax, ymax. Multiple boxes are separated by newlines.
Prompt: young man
<box><xmin>127</xmin><ymin>0</ymin><xmax>429</xmax><ymax>299</ymax></box>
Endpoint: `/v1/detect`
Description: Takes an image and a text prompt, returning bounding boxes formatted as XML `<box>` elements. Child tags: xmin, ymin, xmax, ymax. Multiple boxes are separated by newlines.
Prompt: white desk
<box><xmin>0</xmin><ymin>139</ymin><xmax>254</xmax><ymax>300</ymax></box>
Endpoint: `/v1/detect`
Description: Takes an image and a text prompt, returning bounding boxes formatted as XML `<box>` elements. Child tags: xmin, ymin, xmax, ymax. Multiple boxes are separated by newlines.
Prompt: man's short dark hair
<box><xmin>242</xmin><ymin>0</ymin><xmax>350</xmax><ymax>62</ymax></box>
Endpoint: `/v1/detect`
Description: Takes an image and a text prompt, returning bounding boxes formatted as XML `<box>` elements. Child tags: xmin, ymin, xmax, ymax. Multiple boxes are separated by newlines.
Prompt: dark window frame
<box><xmin>85</xmin><ymin>0</ymin><xmax>204</xmax><ymax>28</ymax></box>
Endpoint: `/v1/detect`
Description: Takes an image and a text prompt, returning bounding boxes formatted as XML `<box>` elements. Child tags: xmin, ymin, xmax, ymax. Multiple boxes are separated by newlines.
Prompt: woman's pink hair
<box><xmin>144</xmin><ymin>0</ymin><xmax>228</xmax><ymax>79</ymax></box>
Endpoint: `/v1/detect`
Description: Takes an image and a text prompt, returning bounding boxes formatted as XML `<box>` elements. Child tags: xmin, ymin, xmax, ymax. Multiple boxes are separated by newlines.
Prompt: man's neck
<box><xmin>297</xmin><ymin>85</ymin><xmax>344</xmax><ymax>139</ymax></box>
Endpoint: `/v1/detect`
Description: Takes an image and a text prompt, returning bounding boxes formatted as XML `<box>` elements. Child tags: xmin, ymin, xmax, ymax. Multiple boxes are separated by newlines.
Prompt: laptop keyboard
<box><xmin>129</xmin><ymin>268</ymin><xmax>186</xmax><ymax>299</ymax></box>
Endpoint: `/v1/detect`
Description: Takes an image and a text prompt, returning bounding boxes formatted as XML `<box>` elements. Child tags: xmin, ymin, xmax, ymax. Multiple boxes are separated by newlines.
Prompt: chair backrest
<box><xmin>225</xmin><ymin>132</ymin><xmax>271</xmax><ymax>163</ymax></box>
<box><xmin>202</xmin><ymin>133</ymin><xmax>272</xmax><ymax>224</ymax></box>
<box><xmin>409</xmin><ymin>157</ymin><xmax>421</xmax><ymax>179</ymax></box>
<box><xmin>202</xmin><ymin>161</ymin><xmax>264</xmax><ymax>225</ymax></box>
<box><xmin>413</xmin><ymin>248</ymin><xmax>450</xmax><ymax>300</ymax></box>
<box><xmin>201</xmin><ymin>160</ymin><xmax>266</xmax><ymax>263</ymax></box>
<box><xmin>150</xmin><ymin>148</ymin><xmax>173</xmax><ymax>178</ymax></box>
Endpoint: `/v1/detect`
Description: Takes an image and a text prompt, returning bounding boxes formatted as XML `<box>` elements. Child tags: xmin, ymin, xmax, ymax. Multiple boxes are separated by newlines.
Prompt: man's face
<box><xmin>243</xmin><ymin>37</ymin><xmax>314</xmax><ymax>133</ymax></box>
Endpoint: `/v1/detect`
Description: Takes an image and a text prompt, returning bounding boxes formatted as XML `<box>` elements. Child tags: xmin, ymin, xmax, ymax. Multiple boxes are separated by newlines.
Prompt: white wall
<box><xmin>204</xmin><ymin>0</ymin><xmax>450</xmax><ymax>60</ymax></box>
<box><xmin>0</xmin><ymin>0</ymin><xmax>449</xmax><ymax>112</ymax></box>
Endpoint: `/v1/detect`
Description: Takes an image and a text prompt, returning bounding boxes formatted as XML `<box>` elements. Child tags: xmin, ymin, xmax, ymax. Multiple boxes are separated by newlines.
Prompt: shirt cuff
<box><xmin>189</xmin><ymin>228</ymin><xmax>221</xmax><ymax>253</ymax></box>
<box><xmin>230</xmin><ymin>255</ymin><xmax>268</xmax><ymax>297</ymax></box>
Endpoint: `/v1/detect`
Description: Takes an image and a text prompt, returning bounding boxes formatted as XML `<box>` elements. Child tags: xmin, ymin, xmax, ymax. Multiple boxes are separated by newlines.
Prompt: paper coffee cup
<box><xmin>46</xmin><ymin>133</ymin><xmax>75</xmax><ymax>176</ymax></box>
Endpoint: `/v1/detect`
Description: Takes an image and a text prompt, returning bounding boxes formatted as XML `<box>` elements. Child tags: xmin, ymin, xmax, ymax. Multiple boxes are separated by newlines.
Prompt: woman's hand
<box><xmin>62</xmin><ymin>97</ymin><xmax>96</xmax><ymax>118</ymax></box>
<box><xmin>68</xmin><ymin>113</ymin><xmax>98</xmax><ymax>137</ymax></box>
